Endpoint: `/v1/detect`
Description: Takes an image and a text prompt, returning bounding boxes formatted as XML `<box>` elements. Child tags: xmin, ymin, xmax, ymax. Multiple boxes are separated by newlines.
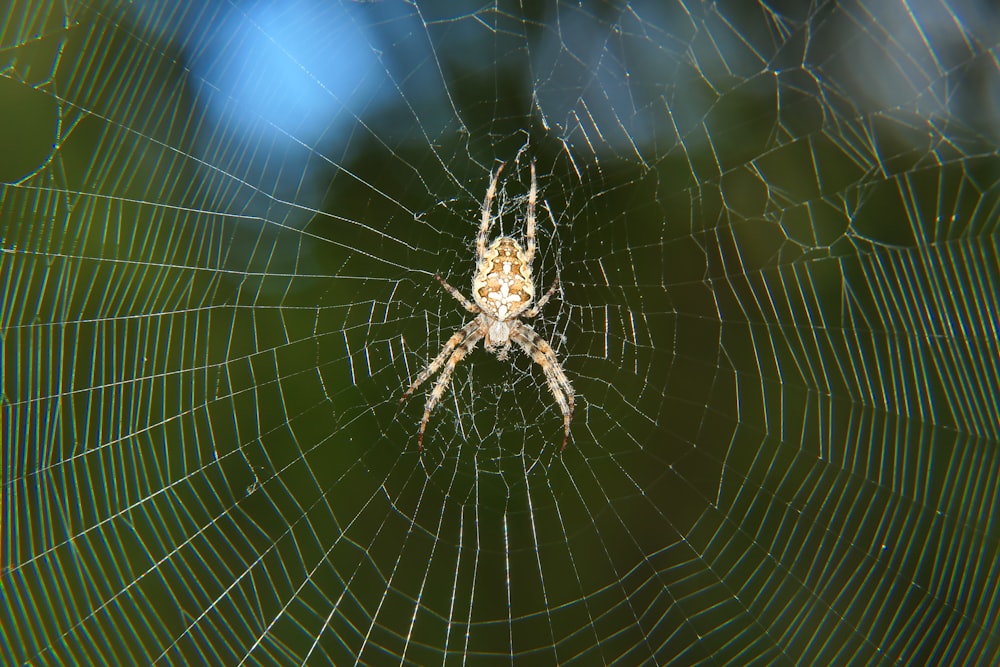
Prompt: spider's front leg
<box><xmin>414</xmin><ymin>327</ymin><xmax>484</xmax><ymax>450</ymax></box>
<box><xmin>401</xmin><ymin>317</ymin><xmax>480</xmax><ymax>404</ymax></box>
<box><xmin>510</xmin><ymin>321</ymin><xmax>575</xmax><ymax>451</ymax></box>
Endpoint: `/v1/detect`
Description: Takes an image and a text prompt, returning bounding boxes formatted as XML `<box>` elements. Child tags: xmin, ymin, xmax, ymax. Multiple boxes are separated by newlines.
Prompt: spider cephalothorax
<box><xmin>401</xmin><ymin>161</ymin><xmax>574</xmax><ymax>451</ymax></box>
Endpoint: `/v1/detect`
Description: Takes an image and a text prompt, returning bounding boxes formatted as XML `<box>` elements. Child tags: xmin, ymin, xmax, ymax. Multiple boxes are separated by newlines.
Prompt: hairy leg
<box><xmin>524</xmin><ymin>277</ymin><xmax>559</xmax><ymax>318</ymax></box>
<box><xmin>510</xmin><ymin>322</ymin><xmax>575</xmax><ymax>450</ymax></box>
<box><xmin>402</xmin><ymin>317</ymin><xmax>481</xmax><ymax>403</ymax></box>
<box><xmin>414</xmin><ymin>328</ymin><xmax>485</xmax><ymax>450</ymax></box>
<box><xmin>525</xmin><ymin>160</ymin><xmax>536</xmax><ymax>265</ymax></box>
<box><xmin>477</xmin><ymin>162</ymin><xmax>505</xmax><ymax>260</ymax></box>
<box><xmin>436</xmin><ymin>274</ymin><xmax>479</xmax><ymax>313</ymax></box>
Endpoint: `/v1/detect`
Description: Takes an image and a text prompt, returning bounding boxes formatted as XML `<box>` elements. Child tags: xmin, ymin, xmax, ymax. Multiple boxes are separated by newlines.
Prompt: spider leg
<box><xmin>525</xmin><ymin>160</ymin><xmax>536</xmax><ymax>265</ymax></box>
<box><xmin>436</xmin><ymin>274</ymin><xmax>479</xmax><ymax>313</ymax></box>
<box><xmin>477</xmin><ymin>162</ymin><xmax>505</xmax><ymax>260</ymax></box>
<box><xmin>510</xmin><ymin>321</ymin><xmax>575</xmax><ymax>450</ymax></box>
<box><xmin>415</xmin><ymin>326</ymin><xmax>485</xmax><ymax>450</ymax></box>
<box><xmin>402</xmin><ymin>317</ymin><xmax>480</xmax><ymax>404</ymax></box>
<box><xmin>523</xmin><ymin>277</ymin><xmax>559</xmax><ymax>318</ymax></box>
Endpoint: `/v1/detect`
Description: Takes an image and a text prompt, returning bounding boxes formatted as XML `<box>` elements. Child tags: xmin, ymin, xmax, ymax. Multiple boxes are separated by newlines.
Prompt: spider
<box><xmin>401</xmin><ymin>161</ymin><xmax>574</xmax><ymax>451</ymax></box>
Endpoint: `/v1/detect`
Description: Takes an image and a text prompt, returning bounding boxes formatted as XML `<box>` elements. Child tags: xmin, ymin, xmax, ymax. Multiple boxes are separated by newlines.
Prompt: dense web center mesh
<box><xmin>2</xmin><ymin>0</ymin><xmax>999</xmax><ymax>664</ymax></box>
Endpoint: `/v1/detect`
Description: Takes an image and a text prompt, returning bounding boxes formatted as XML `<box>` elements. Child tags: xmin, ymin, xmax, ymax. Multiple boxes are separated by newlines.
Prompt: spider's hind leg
<box><xmin>524</xmin><ymin>160</ymin><xmax>536</xmax><ymax>265</ymax></box>
<box><xmin>436</xmin><ymin>274</ymin><xmax>479</xmax><ymax>313</ymax></box>
<box><xmin>524</xmin><ymin>277</ymin><xmax>559</xmax><ymax>318</ymax></box>
<box><xmin>477</xmin><ymin>162</ymin><xmax>505</xmax><ymax>260</ymax></box>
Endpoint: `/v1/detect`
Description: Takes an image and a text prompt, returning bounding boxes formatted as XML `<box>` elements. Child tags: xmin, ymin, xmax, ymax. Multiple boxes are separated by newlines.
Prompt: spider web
<box><xmin>3</xmin><ymin>0</ymin><xmax>999</xmax><ymax>664</ymax></box>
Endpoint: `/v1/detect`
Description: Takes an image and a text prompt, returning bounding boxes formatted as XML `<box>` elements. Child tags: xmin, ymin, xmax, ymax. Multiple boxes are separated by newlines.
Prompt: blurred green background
<box><xmin>2</xmin><ymin>0</ymin><xmax>999</xmax><ymax>664</ymax></box>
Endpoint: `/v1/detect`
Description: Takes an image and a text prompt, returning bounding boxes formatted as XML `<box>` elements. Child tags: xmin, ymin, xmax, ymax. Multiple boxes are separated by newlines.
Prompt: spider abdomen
<box><xmin>473</xmin><ymin>237</ymin><xmax>534</xmax><ymax>320</ymax></box>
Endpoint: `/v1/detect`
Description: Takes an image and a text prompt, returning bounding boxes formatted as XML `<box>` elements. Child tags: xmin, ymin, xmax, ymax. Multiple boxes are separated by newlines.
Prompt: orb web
<box><xmin>2</xmin><ymin>1</ymin><xmax>999</xmax><ymax>664</ymax></box>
